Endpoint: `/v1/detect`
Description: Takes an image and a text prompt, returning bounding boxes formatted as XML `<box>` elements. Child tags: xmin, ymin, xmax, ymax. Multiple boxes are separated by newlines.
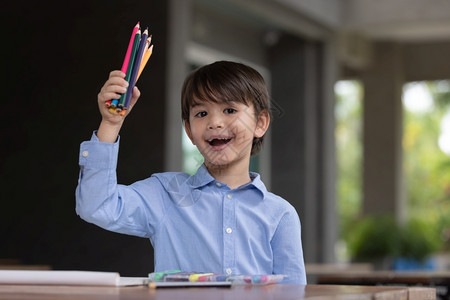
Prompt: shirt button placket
<box><xmin>223</xmin><ymin>192</ymin><xmax>235</xmax><ymax>276</ymax></box>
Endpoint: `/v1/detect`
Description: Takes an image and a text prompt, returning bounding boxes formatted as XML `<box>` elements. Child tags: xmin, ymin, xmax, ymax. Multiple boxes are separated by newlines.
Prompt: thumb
<box><xmin>130</xmin><ymin>86</ymin><xmax>141</xmax><ymax>108</ymax></box>
<box><xmin>122</xmin><ymin>86</ymin><xmax>141</xmax><ymax>116</ymax></box>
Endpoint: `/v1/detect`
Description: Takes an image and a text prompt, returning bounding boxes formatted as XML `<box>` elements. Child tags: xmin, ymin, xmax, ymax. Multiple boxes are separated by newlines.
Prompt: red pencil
<box><xmin>107</xmin><ymin>22</ymin><xmax>140</xmax><ymax>108</ymax></box>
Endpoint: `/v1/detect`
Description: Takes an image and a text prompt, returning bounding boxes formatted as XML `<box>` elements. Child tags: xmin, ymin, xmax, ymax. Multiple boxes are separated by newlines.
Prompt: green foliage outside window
<box><xmin>348</xmin><ymin>214</ymin><xmax>442</xmax><ymax>262</ymax></box>
<box><xmin>335</xmin><ymin>80</ymin><xmax>450</xmax><ymax>262</ymax></box>
<box><xmin>334</xmin><ymin>81</ymin><xmax>363</xmax><ymax>250</ymax></box>
<box><xmin>402</xmin><ymin>81</ymin><xmax>450</xmax><ymax>251</ymax></box>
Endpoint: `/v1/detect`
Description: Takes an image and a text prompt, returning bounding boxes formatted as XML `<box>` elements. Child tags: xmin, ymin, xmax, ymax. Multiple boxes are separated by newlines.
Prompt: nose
<box><xmin>207</xmin><ymin>113</ymin><xmax>224</xmax><ymax>129</ymax></box>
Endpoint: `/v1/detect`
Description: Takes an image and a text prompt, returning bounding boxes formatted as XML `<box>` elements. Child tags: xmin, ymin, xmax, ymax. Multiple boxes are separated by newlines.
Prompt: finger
<box><xmin>98</xmin><ymin>92</ymin><xmax>122</xmax><ymax>103</ymax></box>
<box><xmin>98</xmin><ymin>80</ymin><xmax>129</xmax><ymax>103</ymax></box>
<box><xmin>98</xmin><ymin>86</ymin><xmax>127</xmax><ymax>102</ymax></box>
<box><xmin>130</xmin><ymin>86</ymin><xmax>141</xmax><ymax>106</ymax></box>
<box><xmin>108</xmin><ymin>70</ymin><xmax>126</xmax><ymax>79</ymax></box>
<box><xmin>100</xmin><ymin>71</ymin><xmax>128</xmax><ymax>96</ymax></box>
<box><xmin>103</xmin><ymin>77</ymin><xmax>129</xmax><ymax>90</ymax></box>
<box><xmin>121</xmin><ymin>87</ymin><xmax>141</xmax><ymax>115</ymax></box>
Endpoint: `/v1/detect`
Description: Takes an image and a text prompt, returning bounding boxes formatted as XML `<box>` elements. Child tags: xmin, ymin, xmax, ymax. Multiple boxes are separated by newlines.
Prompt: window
<box><xmin>402</xmin><ymin>81</ymin><xmax>450</xmax><ymax>249</ymax></box>
<box><xmin>334</xmin><ymin>80</ymin><xmax>363</xmax><ymax>261</ymax></box>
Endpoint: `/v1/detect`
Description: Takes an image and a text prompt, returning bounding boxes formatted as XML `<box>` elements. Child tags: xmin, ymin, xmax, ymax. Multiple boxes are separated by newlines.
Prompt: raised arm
<box><xmin>75</xmin><ymin>70</ymin><xmax>151</xmax><ymax>235</ymax></box>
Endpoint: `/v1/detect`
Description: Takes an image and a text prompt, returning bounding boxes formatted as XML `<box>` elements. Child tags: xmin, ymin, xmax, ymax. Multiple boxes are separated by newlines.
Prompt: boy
<box><xmin>76</xmin><ymin>61</ymin><xmax>306</xmax><ymax>284</ymax></box>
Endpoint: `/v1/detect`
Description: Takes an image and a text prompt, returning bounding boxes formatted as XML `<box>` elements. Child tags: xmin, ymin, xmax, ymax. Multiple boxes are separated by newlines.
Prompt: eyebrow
<box><xmin>190</xmin><ymin>102</ymin><xmax>204</xmax><ymax>109</ymax></box>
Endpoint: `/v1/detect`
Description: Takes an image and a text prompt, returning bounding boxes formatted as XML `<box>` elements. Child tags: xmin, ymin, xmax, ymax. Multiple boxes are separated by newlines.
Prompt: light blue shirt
<box><xmin>75</xmin><ymin>132</ymin><xmax>306</xmax><ymax>284</ymax></box>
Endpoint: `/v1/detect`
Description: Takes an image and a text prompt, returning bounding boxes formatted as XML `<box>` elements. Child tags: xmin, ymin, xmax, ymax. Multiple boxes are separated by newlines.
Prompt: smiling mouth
<box><xmin>208</xmin><ymin>138</ymin><xmax>232</xmax><ymax>146</ymax></box>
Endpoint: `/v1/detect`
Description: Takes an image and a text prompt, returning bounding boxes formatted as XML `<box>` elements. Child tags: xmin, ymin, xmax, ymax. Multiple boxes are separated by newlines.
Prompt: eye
<box><xmin>194</xmin><ymin>111</ymin><xmax>207</xmax><ymax>118</ymax></box>
<box><xmin>224</xmin><ymin>108</ymin><xmax>237</xmax><ymax>114</ymax></box>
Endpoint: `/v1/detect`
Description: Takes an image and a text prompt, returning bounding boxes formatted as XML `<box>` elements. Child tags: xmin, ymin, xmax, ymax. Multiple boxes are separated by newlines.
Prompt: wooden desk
<box><xmin>0</xmin><ymin>284</ymin><xmax>435</xmax><ymax>300</ymax></box>
<box><xmin>317</xmin><ymin>271</ymin><xmax>447</xmax><ymax>299</ymax></box>
<box><xmin>306</xmin><ymin>263</ymin><xmax>373</xmax><ymax>284</ymax></box>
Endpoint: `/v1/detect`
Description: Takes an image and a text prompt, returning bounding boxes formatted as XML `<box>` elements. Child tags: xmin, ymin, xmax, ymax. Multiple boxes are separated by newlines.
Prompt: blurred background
<box><xmin>1</xmin><ymin>0</ymin><xmax>450</xmax><ymax>277</ymax></box>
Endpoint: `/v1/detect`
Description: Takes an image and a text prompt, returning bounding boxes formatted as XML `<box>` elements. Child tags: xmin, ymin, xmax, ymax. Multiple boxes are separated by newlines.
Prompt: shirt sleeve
<box><xmin>75</xmin><ymin>131</ymin><xmax>165</xmax><ymax>238</ymax></box>
<box><xmin>271</xmin><ymin>207</ymin><xmax>307</xmax><ymax>284</ymax></box>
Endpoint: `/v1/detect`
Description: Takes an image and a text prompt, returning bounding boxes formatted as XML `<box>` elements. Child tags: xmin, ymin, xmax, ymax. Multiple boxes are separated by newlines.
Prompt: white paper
<box><xmin>118</xmin><ymin>277</ymin><xmax>150</xmax><ymax>286</ymax></box>
<box><xmin>0</xmin><ymin>270</ymin><xmax>120</xmax><ymax>286</ymax></box>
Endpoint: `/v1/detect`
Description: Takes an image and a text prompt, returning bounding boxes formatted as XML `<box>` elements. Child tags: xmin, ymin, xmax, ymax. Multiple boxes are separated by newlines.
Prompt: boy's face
<box><xmin>184</xmin><ymin>99</ymin><xmax>269</xmax><ymax>168</ymax></box>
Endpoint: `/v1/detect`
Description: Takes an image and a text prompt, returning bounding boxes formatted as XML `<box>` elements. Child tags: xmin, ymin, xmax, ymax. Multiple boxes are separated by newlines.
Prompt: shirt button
<box><xmin>216</xmin><ymin>182</ymin><xmax>221</xmax><ymax>187</ymax></box>
<box><xmin>226</xmin><ymin>268</ymin><xmax>232</xmax><ymax>275</ymax></box>
<box><xmin>227</xmin><ymin>194</ymin><xmax>232</xmax><ymax>199</ymax></box>
<box><xmin>82</xmin><ymin>150</ymin><xmax>89</xmax><ymax>157</ymax></box>
<box><xmin>226</xmin><ymin>227</ymin><xmax>232</xmax><ymax>234</ymax></box>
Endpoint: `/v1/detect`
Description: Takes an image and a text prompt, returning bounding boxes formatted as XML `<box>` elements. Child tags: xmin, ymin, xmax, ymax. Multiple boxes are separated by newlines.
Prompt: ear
<box><xmin>254</xmin><ymin>110</ymin><xmax>270</xmax><ymax>138</ymax></box>
<box><xmin>184</xmin><ymin>120</ymin><xmax>195</xmax><ymax>145</ymax></box>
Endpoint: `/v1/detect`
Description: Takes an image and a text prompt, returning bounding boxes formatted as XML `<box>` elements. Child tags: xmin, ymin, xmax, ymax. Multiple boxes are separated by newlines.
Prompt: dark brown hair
<box><xmin>181</xmin><ymin>61</ymin><xmax>271</xmax><ymax>155</ymax></box>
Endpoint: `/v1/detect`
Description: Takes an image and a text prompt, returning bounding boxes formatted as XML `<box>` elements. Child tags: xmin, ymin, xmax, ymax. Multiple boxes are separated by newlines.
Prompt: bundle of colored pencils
<box><xmin>106</xmin><ymin>22</ymin><xmax>153</xmax><ymax>115</ymax></box>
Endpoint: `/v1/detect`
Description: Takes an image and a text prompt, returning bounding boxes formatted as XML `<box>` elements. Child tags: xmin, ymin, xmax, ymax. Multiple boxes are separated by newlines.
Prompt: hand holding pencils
<box><xmin>107</xmin><ymin>22</ymin><xmax>154</xmax><ymax>115</ymax></box>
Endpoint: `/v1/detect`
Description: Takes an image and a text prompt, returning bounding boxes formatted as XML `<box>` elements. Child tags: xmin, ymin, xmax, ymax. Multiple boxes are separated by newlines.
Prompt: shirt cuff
<box><xmin>78</xmin><ymin>131</ymin><xmax>120</xmax><ymax>169</ymax></box>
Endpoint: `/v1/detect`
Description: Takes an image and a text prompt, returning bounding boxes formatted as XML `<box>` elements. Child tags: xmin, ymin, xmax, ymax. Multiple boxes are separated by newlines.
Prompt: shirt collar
<box><xmin>187</xmin><ymin>164</ymin><xmax>216</xmax><ymax>188</ymax></box>
<box><xmin>247</xmin><ymin>171</ymin><xmax>268</xmax><ymax>198</ymax></box>
<box><xmin>187</xmin><ymin>164</ymin><xmax>268</xmax><ymax>198</ymax></box>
